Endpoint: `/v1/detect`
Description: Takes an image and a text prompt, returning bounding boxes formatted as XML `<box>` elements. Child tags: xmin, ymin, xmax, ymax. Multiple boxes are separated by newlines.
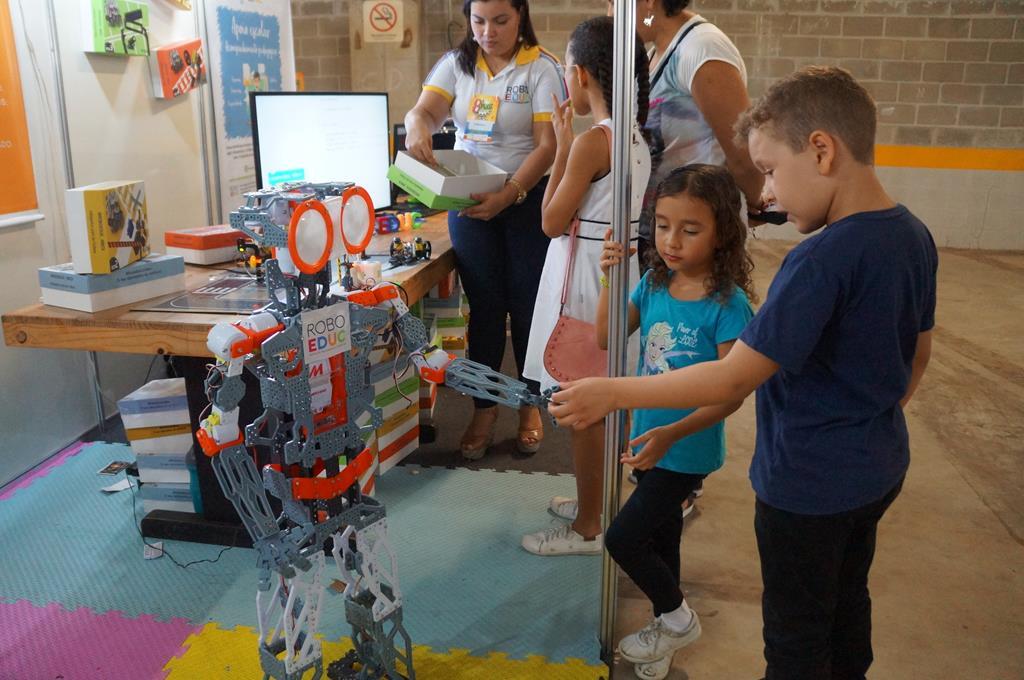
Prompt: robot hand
<box><xmin>411</xmin><ymin>346</ymin><xmax>549</xmax><ymax>410</ymax></box>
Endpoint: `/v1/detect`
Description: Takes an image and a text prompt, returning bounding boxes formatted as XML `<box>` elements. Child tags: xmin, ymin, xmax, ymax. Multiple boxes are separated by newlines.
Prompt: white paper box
<box><xmin>393</xmin><ymin>150</ymin><xmax>507</xmax><ymax>202</ymax></box>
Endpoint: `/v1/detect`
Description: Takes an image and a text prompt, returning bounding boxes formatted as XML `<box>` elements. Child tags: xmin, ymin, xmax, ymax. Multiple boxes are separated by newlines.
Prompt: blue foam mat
<box><xmin>0</xmin><ymin>443</ymin><xmax>601</xmax><ymax>664</ymax></box>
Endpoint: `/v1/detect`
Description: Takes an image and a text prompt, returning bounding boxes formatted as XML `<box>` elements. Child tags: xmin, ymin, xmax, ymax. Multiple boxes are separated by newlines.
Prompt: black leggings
<box><xmin>605</xmin><ymin>467</ymin><xmax>706</xmax><ymax>615</ymax></box>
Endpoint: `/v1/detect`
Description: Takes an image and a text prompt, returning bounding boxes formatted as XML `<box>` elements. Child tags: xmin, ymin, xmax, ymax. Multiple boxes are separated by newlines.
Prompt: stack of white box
<box><xmin>370</xmin><ymin>350</ymin><xmax>420</xmax><ymax>476</ymax></box>
<box><xmin>418</xmin><ymin>315</ymin><xmax>441</xmax><ymax>426</ymax></box>
<box><xmin>423</xmin><ymin>271</ymin><xmax>467</xmax><ymax>359</ymax></box>
<box><xmin>117</xmin><ymin>378</ymin><xmax>195</xmax><ymax>514</ymax></box>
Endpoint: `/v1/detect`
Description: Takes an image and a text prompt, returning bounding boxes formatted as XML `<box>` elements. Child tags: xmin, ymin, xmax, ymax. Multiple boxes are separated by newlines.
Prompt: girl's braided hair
<box><xmin>645</xmin><ymin>164</ymin><xmax>757</xmax><ymax>304</ymax></box>
<box><xmin>567</xmin><ymin>17</ymin><xmax>650</xmax><ymax>139</ymax></box>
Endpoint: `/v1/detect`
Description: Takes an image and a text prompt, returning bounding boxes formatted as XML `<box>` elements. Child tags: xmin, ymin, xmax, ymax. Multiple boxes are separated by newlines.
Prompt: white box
<box><xmin>140</xmin><ymin>482</ymin><xmax>194</xmax><ymax>514</ymax></box>
<box><xmin>390</xmin><ymin>150</ymin><xmax>507</xmax><ymax>208</ymax></box>
<box><xmin>129</xmin><ymin>431</ymin><xmax>194</xmax><ymax>456</ymax></box>
<box><xmin>118</xmin><ymin>378</ymin><xmax>190</xmax><ymax>429</ymax></box>
<box><xmin>136</xmin><ymin>452</ymin><xmax>190</xmax><ymax>484</ymax></box>
<box><xmin>166</xmin><ymin>245</ymin><xmax>238</xmax><ymax>265</ymax></box>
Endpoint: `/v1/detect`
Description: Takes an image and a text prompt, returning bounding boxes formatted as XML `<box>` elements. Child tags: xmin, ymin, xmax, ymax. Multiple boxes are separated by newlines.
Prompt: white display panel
<box><xmin>252</xmin><ymin>93</ymin><xmax>391</xmax><ymax>210</ymax></box>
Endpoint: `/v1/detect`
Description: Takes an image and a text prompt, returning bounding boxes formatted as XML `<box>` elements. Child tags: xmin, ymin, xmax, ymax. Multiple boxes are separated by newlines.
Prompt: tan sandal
<box><xmin>460</xmin><ymin>407</ymin><xmax>498</xmax><ymax>460</ymax></box>
<box><xmin>516</xmin><ymin>406</ymin><xmax>544</xmax><ymax>454</ymax></box>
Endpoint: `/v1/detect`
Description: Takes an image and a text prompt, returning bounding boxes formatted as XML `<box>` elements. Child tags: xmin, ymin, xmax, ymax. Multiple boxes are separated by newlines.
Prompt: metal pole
<box><xmin>46</xmin><ymin>0</ymin><xmax>107</xmax><ymax>431</ymax></box>
<box><xmin>193</xmin><ymin>0</ymin><xmax>216</xmax><ymax>226</ymax></box>
<box><xmin>600</xmin><ymin>0</ymin><xmax>637</xmax><ymax>662</ymax></box>
<box><xmin>194</xmin><ymin>0</ymin><xmax>223</xmax><ymax>222</ymax></box>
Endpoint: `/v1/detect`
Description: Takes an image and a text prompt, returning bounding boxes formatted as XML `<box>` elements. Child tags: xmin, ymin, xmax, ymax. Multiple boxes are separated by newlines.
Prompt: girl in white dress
<box><xmin>521</xmin><ymin>16</ymin><xmax>652</xmax><ymax>556</ymax></box>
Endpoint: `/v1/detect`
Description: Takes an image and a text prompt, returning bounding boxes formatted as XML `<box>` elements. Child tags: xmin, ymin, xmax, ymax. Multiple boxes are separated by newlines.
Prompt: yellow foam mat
<box><xmin>165</xmin><ymin>623</ymin><xmax>608</xmax><ymax>679</ymax></box>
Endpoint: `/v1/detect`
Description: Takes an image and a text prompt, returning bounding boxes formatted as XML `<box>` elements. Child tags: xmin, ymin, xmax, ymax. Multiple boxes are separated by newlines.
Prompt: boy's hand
<box><xmin>600</xmin><ymin>228</ymin><xmax>637</xmax><ymax>276</ymax></box>
<box><xmin>550</xmin><ymin>94</ymin><xmax>575</xmax><ymax>153</ymax></box>
<box><xmin>548</xmin><ymin>377</ymin><xmax>614</xmax><ymax>429</ymax></box>
<box><xmin>620</xmin><ymin>425</ymin><xmax>674</xmax><ymax>470</ymax></box>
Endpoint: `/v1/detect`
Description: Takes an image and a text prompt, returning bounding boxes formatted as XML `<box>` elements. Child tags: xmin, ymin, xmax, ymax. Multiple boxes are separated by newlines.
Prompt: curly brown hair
<box><xmin>644</xmin><ymin>164</ymin><xmax>757</xmax><ymax>304</ymax></box>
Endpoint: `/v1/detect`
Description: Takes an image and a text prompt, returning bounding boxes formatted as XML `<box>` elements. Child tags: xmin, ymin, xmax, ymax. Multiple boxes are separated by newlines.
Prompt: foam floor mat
<box><xmin>0</xmin><ymin>442</ymin><xmax>606</xmax><ymax>678</ymax></box>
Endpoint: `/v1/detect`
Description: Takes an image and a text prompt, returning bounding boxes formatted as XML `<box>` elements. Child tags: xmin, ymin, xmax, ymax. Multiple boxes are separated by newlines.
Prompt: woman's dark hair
<box><xmin>456</xmin><ymin>0</ymin><xmax>539</xmax><ymax>76</ymax></box>
<box><xmin>660</xmin><ymin>0</ymin><xmax>692</xmax><ymax>17</ymax></box>
<box><xmin>645</xmin><ymin>164</ymin><xmax>757</xmax><ymax>304</ymax></box>
<box><xmin>567</xmin><ymin>17</ymin><xmax>650</xmax><ymax>137</ymax></box>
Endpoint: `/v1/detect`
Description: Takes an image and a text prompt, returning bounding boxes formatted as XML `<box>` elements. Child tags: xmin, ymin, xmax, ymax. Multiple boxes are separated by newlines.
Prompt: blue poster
<box><xmin>216</xmin><ymin>7</ymin><xmax>282</xmax><ymax>139</ymax></box>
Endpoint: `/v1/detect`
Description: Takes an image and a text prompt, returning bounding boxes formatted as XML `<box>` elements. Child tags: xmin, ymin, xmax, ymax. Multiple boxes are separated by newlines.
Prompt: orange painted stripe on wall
<box><xmin>875</xmin><ymin>145</ymin><xmax>1024</xmax><ymax>171</ymax></box>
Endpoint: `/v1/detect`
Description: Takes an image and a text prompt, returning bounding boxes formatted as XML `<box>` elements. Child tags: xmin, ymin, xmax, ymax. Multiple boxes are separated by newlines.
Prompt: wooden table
<box><xmin>2</xmin><ymin>213</ymin><xmax>454</xmax><ymax>357</ymax></box>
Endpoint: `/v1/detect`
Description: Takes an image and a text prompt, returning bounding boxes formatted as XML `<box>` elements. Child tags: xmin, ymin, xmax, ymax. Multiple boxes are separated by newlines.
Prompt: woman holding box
<box><xmin>404</xmin><ymin>0</ymin><xmax>564</xmax><ymax>460</ymax></box>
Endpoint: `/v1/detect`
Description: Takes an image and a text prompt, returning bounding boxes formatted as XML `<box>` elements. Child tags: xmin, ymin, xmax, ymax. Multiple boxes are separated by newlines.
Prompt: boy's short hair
<box><xmin>735</xmin><ymin>66</ymin><xmax>876</xmax><ymax>165</ymax></box>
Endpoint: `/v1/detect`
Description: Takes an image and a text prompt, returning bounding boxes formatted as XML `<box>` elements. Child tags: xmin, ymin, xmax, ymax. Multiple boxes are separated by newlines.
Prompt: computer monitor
<box><xmin>251</xmin><ymin>92</ymin><xmax>392</xmax><ymax>210</ymax></box>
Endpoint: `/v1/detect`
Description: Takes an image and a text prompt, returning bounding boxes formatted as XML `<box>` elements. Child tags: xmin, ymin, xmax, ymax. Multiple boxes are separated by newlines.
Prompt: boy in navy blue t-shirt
<box><xmin>550</xmin><ymin>66</ymin><xmax>937</xmax><ymax>679</ymax></box>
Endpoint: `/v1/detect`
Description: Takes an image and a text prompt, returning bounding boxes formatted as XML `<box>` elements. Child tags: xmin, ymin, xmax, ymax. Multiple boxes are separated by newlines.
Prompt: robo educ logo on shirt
<box><xmin>301</xmin><ymin>302</ymin><xmax>352</xmax><ymax>364</ymax></box>
<box><xmin>504</xmin><ymin>84</ymin><xmax>531</xmax><ymax>103</ymax></box>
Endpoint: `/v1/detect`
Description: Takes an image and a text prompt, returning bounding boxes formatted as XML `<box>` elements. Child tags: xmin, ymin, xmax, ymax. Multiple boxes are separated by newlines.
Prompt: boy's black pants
<box><xmin>754</xmin><ymin>478</ymin><xmax>904</xmax><ymax>680</ymax></box>
<box><xmin>606</xmin><ymin>467</ymin><xmax>705</xmax><ymax>616</ymax></box>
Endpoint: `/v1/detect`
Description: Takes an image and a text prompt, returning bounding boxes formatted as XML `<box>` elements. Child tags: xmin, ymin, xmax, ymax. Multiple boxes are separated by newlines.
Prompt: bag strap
<box><xmin>650</xmin><ymin>20</ymin><xmax>707</xmax><ymax>89</ymax></box>
<box><xmin>559</xmin><ymin>124</ymin><xmax>614</xmax><ymax>310</ymax></box>
<box><xmin>559</xmin><ymin>215</ymin><xmax>580</xmax><ymax>308</ymax></box>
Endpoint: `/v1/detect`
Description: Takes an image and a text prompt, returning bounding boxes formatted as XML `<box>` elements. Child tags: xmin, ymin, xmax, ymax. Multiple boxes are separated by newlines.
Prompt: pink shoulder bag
<box><xmin>543</xmin><ymin>214</ymin><xmax>608</xmax><ymax>383</ymax></box>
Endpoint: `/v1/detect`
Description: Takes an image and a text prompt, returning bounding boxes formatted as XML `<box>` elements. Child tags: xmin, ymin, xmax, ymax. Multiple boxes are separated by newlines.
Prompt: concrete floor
<box><xmin>610</xmin><ymin>240</ymin><xmax>1024</xmax><ymax>679</ymax></box>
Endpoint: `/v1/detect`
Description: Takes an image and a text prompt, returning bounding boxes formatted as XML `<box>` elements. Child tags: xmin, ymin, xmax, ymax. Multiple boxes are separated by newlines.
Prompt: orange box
<box><xmin>149</xmin><ymin>38</ymin><xmax>205</xmax><ymax>99</ymax></box>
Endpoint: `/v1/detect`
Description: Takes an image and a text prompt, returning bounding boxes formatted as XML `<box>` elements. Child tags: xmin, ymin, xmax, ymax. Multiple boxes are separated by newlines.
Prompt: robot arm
<box><xmin>369</xmin><ymin>283</ymin><xmax>548</xmax><ymax>410</ymax></box>
<box><xmin>196</xmin><ymin>311</ymin><xmax>284</xmax><ymax>456</ymax></box>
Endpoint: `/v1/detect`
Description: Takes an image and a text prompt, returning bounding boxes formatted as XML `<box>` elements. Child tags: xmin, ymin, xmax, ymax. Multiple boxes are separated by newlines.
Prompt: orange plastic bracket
<box><xmin>290</xmin><ymin>448</ymin><xmax>374</xmax><ymax>501</ymax></box>
<box><xmin>197</xmin><ymin>429</ymin><xmax>244</xmax><ymax>458</ymax></box>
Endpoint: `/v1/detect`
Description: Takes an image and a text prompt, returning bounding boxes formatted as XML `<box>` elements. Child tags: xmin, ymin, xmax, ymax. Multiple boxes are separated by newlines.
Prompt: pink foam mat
<box><xmin>0</xmin><ymin>441</ymin><xmax>87</xmax><ymax>502</ymax></box>
<box><xmin>0</xmin><ymin>600</ymin><xmax>199</xmax><ymax>679</ymax></box>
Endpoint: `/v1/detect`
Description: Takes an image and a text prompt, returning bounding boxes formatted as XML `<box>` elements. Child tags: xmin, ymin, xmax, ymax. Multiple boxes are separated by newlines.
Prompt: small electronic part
<box><xmin>388</xmin><ymin>236</ymin><xmax>432</xmax><ymax>267</ymax></box>
<box><xmin>237</xmin><ymin>238</ymin><xmax>272</xmax><ymax>280</ymax></box>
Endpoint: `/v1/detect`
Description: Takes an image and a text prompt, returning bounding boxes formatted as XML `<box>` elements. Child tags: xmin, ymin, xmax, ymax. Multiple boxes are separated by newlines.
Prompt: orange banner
<box><xmin>0</xmin><ymin>0</ymin><xmax>38</xmax><ymax>216</ymax></box>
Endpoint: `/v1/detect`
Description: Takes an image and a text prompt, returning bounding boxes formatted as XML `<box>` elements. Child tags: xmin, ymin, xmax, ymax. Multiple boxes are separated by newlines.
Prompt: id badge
<box><xmin>465</xmin><ymin>94</ymin><xmax>500</xmax><ymax>143</ymax></box>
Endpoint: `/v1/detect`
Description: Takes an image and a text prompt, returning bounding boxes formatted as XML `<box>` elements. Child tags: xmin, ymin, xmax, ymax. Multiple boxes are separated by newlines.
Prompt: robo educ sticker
<box><xmin>300</xmin><ymin>301</ymin><xmax>352</xmax><ymax>364</ymax></box>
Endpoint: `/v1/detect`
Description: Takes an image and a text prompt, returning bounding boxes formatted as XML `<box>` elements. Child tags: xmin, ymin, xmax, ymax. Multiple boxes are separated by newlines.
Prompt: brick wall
<box><xmin>292</xmin><ymin>0</ymin><xmax>1024</xmax><ymax>148</ymax></box>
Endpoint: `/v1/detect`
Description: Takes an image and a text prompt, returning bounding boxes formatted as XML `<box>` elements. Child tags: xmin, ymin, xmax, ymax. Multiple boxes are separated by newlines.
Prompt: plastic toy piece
<box><xmin>375</xmin><ymin>215</ymin><xmax>400</xmax><ymax>235</ymax></box>
<box><xmin>197</xmin><ymin>182</ymin><xmax>551</xmax><ymax>680</ymax></box>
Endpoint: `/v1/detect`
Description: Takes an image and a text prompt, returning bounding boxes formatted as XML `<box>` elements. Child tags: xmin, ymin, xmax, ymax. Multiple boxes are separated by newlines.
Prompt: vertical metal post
<box><xmin>600</xmin><ymin>0</ymin><xmax>638</xmax><ymax>661</ymax></box>
<box><xmin>193</xmin><ymin>0</ymin><xmax>216</xmax><ymax>226</ymax></box>
<box><xmin>47</xmin><ymin>0</ymin><xmax>106</xmax><ymax>431</ymax></box>
<box><xmin>193</xmin><ymin>0</ymin><xmax>223</xmax><ymax>223</ymax></box>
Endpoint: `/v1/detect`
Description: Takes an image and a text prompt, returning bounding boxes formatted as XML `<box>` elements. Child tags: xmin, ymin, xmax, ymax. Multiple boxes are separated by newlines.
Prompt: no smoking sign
<box><xmin>362</xmin><ymin>0</ymin><xmax>404</xmax><ymax>43</ymax></box>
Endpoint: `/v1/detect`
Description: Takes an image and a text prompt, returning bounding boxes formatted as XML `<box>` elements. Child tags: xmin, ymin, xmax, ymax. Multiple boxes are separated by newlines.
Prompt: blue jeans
<box><xmin>605</xmin><ymin>466</ymin><xmax>706</xmax><ymax>615</ymax></box>
<box><xmin>447</xmin><ymin>178</ymin><xmax>549</xmax><ymax>408</ymax></box>
<box><xmin>755</xmin><ymin>477</ymin><xmax>904</xmax><ymax>680</ymax></box>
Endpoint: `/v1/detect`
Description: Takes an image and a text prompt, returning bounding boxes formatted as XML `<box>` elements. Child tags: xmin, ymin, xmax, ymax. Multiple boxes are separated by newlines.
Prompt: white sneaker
<box><xmin>548</xmin><ymin>496</ymin><xmax>578</xmax><ymax>520</ymax></box>
<box><xmin>634</xmin><ymin>654</ymin><xmax>673</xmax><ymax>680</ymax></box>
<box><xmin>521</xmin><ymin>524</ymin><xmax>602</xmax><ymax>556</ymax></box>
<box><xmin>682</xmin><ymin>493</ymin><xmax>696</xmax><ymax>519</ymax></box>
<box><xmin>618</xmin><ymin>613</ymin><xmax>701</xmax><ymax>663</ymax></box>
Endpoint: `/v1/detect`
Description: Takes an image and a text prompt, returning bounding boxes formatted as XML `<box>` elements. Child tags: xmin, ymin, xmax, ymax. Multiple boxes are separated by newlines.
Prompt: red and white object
<box><xmin>164</xmin><ymin>224</ymin><xmax>244</xmax><ymax>264</ymax></box>
<box><xmin>149</xmin><ymin>38</ymin><xmax>206</xmax><ymax>99</ymax></box>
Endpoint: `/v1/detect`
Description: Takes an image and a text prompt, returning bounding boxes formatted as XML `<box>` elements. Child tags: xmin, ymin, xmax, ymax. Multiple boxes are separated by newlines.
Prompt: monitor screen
<box><xmin>251</xmin><ymin>92</ymin><xmax>391</xmax><ymax>210</ymax></box>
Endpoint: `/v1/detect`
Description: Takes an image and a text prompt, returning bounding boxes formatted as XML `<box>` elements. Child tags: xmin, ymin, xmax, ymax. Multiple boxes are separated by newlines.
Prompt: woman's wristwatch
<box><xmin>506</xmin><ymin>177</ymin><xmax>527</xmax><ymax>205</ymax></box>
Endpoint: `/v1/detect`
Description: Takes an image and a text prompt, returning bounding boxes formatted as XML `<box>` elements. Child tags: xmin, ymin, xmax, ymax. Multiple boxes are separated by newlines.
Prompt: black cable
<box><xmin>141</xmin><ymin>353</ymin><xmax>161</xmax><ymax>384</ymax></box>
<box><xmin>123</xmin><ymin>472</ymin><xmax>235</xmax><ymax>569</ymax></box>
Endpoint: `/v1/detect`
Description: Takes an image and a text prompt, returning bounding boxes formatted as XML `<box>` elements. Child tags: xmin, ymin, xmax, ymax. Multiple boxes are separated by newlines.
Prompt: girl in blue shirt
<box><xmin>596</xmin><ymin>163</ymin><xmax>754</xmax><ymax>679</ymax></box>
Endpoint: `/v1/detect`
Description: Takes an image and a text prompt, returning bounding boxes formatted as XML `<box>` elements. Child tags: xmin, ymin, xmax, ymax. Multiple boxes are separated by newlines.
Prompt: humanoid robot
<box><xmin>196</xmin><ymin>182</ymin><xmax>548</xmax><ymax>680</ymax></box>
